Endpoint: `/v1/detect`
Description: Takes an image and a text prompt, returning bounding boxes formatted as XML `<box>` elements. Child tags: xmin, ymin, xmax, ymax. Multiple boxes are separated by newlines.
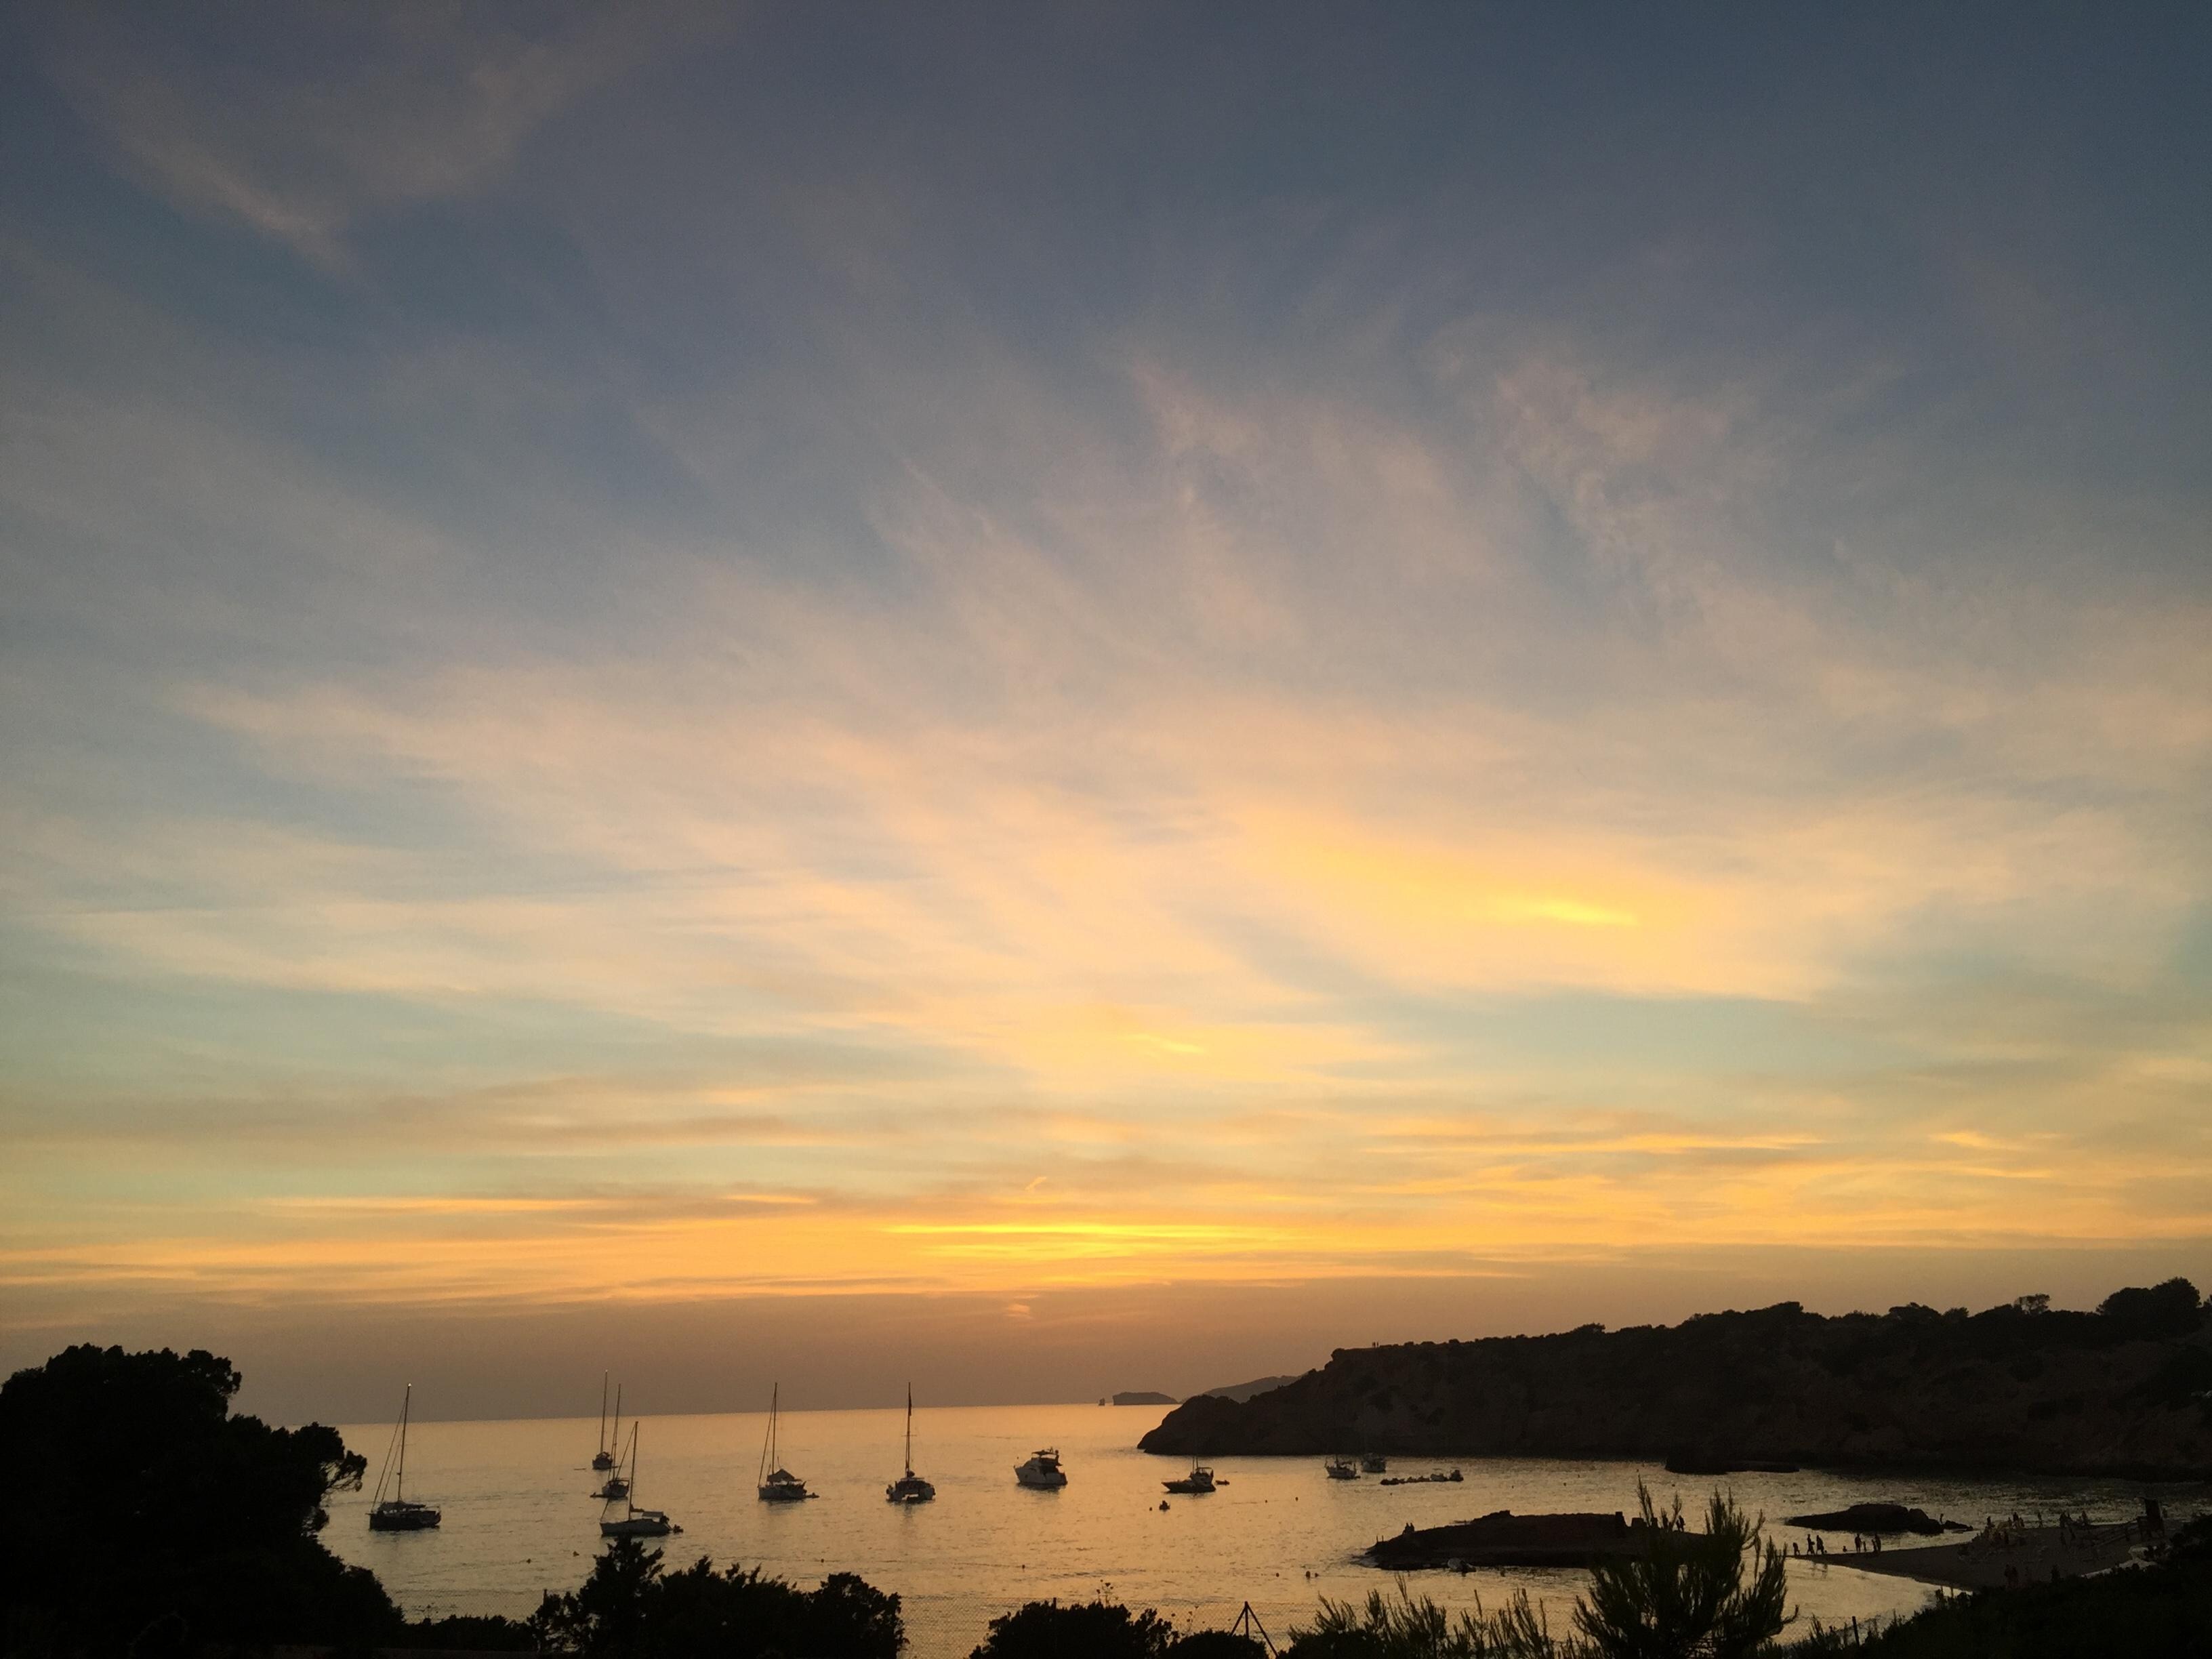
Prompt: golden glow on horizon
<box><xmin>7</xmin><ymin>1112</ymin><xmax>2207</xmax><ymax>1315</ymax></box>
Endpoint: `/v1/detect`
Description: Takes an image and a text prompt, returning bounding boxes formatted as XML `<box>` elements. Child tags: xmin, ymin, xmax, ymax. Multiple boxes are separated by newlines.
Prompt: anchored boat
<box><xmin>885</xmin><ymin>1384</ymin><xmax>936</xmax><ymax>1504</ymax></box>
<box><xmin>593</xmin><ymin>1382</ymin><xmax>630</xmax><ymax>1498</ymax></box>
<box><xmin>368</xmin><ymin>1383</ymin><xmax>442</xmax><ymax>1531</ymax></box>
<box><xmin>598</xmin><ymin>1423</ymin><xmax>675</xmax><ymax>1537</ymax></box>
<box><xmin>590</xmin><ymin>1372</ymin><xmax>616</xmax><ymax>1471</ymax></box>
<box><xmin>757</xmin><ymin>1383</ymin><xmax>815</xmax><ymax>1501</ymax></box>
<box><xmin>1163</xmin><ymin>1459</ymin><xmax>1216</xmax><ymax>1494</ymax></box>
<box><xmin>1015</xmin><ymin>1448</ymin><xmax>1067</xmax><ymax>1489</ymax></box>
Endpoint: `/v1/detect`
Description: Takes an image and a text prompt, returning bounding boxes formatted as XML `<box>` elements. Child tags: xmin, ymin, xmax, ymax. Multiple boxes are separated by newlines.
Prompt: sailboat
<box><xmin>591</xmin><ymin>1372</ymin><xmax>616</xmax><ymax>1471</ymax></box>
<box><xmin>367</xmin><ymin>1384</ymin><xmax>443</xmax><ymax>1530</ymax></box>
<box><xmin>884</xmin><ymin>1384</ymin><xmax>935</xmax><ymax>1504</ymax></box>
<box><xmin>593</xmin><ymin>1383</ymin><xmax>629</xmax><ymax>1498</ymax></box>
<box><xmin>757</xmin><ymin>1383</ymin><xmax>815</xmax><ymax>1501</ymax></box>
<box><xmin>598</xmin><ymin>1423</ymin><xmax>675</xmax><ymax>1537</ymax></box>
<box><xmin>1324</xmin><ymin>1456</ymin><xmax>1360</xmax><ymax>1480</ymax></box>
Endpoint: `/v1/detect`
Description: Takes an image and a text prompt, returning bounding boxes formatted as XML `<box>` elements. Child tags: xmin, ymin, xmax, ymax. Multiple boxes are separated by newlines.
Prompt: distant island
<box><xmin>1140</xmin><ymin>1280</ymin><xmax>2212</xmax><ymax>1480</ymax></box>
<box><xmin>1109</xmin><ymin>1390</ymin><xmax>1179</xmax><ymax>1406</ymax></box>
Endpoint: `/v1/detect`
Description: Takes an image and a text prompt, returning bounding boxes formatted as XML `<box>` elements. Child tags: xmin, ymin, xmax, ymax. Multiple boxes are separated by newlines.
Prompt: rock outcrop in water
<box><xmin>1783</xmin><ymin>1502</ymin><xmax>1964</xmax><ymax>1535</ymax></box>
<box><xmin>1366</xmin><ymin>1509</ymin><xmax>1641</xmax><ymax>1570</ymax></box>
<box><xmin>1139</xmin><ymin>1282</ymin><xmax>2212</xmax><ymax>1479</ymax></box>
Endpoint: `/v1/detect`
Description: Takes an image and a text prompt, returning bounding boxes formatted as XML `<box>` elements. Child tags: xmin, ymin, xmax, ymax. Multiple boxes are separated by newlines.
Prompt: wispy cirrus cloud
<box><xmin>3</xmin><ymin>4</ymin><xmax>2209</xmax><ymax>1374</ymax></box>
<box><xmin>38</xmin><ymin>7</ymin><xmax>699</xmax><ymax>268</ymax></box>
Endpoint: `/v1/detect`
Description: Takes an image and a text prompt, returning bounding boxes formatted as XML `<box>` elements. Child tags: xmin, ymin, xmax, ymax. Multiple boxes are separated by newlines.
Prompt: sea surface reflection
<box><xmin>326</xmin><ymin>1402</ymin><xmax>2199</xmax><ymax>1657</ymax></box>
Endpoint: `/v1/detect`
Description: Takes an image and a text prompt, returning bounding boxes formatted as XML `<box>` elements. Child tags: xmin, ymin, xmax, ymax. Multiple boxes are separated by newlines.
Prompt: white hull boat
<box><xmin>1015</xmin><ymin>1448</ymin><xmax>1067</xmax><ymax>1488</ymax></box>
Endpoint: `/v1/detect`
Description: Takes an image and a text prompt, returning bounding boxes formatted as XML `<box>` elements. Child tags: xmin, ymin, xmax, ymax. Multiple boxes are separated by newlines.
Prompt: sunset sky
<box><xmin>4</xmin><ymin>5</ymin><xmax>2209</xmax><ymax>1421</ymax></box>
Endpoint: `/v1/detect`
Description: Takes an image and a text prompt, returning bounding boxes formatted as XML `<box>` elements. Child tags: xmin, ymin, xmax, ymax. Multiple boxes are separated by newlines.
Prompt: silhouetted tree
<box><xmin>1572</xmin><ymin>1486</ymin><xmax>1788</xmax><ymax>1659</ymax></box>
<box><xmin>968</xmin><ymin>1599</ymin><xmax>1178</xmax><ymax>1659</ymax></box>
<box><xmin>1289</xmin><ymin>1580</ymin><xmax>1555</xmax><ymax>1656</ymax></box>
<box><xmin>0</xmin><ymin>1345</ymin><xmax>395</xmax><ymax>1656</ymax></box>
<box><xmin>2097</xmin><ymin>1279</ymin><xmax>2204</xmax><ymax>1340</ymax></box>
<box><xmin>533</xmin><ymin>1537</ymin><xmax>902</xmax><ymax>1657</ymax></box>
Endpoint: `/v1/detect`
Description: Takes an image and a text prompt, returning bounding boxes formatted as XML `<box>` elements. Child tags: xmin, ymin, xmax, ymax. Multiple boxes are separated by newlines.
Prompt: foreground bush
<box><xmin>1574</xmin><ymin>1485</ymin><xmax>1788</xmax><ymax>1658</ymax></box>
<box><xmin>1286</xmin><ymin>1486</ymin><xmax>1788</xmax><ymax>1659</ymax></box>
<box><xmin>968</xmin><ymin>1599</ymin><xmax>1263</xmax><ymax>1658</ymax></box>
<box><xmin>533</xmin><ymin>1537</ymin><xmax>902</xmax><ymax>1657</ymax></box>
<box><xmin>1288</xmin><ymin>1581</ymin><xmax>1558</xmax><ymax>1657</ymax></box>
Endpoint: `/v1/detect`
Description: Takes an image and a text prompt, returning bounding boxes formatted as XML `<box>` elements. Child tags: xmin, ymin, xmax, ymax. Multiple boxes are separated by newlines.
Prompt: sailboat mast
<box><xmin>613</xmin><ymin>1382</ymin><xmax>622</xmax><ymax>1453</ymax></box>
<box><xmin>758</xmin><ymin>1382</ymin><xmax>786</xmax><ymax>1486</ymax></box>
<box><xmin>905</xmin><ymin>1383</ymin><xmax>914</xmax><ymax>1473</ymax></box>
<box><xmin>396</xmin><ymin>1383</ymin><xmax>411</xmax><ymax>1502</ymax></box>
<box><xmin>598</xmin><ymin>1371</ymin><xmax>609</xmax><ymax>1457</ymax></box>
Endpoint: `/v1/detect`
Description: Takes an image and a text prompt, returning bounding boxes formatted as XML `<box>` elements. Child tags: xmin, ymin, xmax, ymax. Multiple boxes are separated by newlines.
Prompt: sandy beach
<box><xmin>1823</xmin><ymin>1521</ymin><xmax>2144</xmax><ymax>1592</ymax></box>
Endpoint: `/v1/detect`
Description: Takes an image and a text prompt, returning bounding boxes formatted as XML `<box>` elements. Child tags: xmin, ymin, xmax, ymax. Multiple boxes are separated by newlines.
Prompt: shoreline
<box><xmin>1816</xmin><ymin>1521</ymin><xmax>2145</xmax><ymax>1592</ymax></box>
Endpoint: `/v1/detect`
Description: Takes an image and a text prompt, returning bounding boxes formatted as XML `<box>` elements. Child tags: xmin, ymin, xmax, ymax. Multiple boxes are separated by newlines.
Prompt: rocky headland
<box><xmin>1140</xmin><ymin>1280</ymin><xmax>2212</xmax><ymax>1479</ymax></box>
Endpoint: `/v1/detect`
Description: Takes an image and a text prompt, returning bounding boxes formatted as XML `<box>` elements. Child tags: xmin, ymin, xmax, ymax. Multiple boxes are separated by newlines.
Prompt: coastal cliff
<box><xmin>1141</xmin><ymin>1282</ymin><xmax>2212</xmax><ymax>1479</ymax></box>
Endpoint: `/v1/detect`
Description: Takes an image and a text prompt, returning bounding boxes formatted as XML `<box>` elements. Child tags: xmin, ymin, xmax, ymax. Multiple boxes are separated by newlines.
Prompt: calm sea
<box><xmin>326</xmin><ymin>1402</ymin><xmax>2196</xmax><ymax>1656</ymax></box>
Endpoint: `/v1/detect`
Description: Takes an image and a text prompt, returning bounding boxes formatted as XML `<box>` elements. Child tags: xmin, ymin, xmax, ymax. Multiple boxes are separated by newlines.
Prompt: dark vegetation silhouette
<box><xmin>1144</xmin><ymin>1281</ymin><xmax>2212</xmax><ymax>1478</ymax></box>
<box><xmin>531</xmin><ymin>1537</ymin><xmax>901</xmax><ymax>1657</ymax></box>
<box><xmin>1572</xmin><ymin>1486</ymin><xmax>1788</xmax><ymax>1658</ymax></box>
<box><xmin>1796</xmin><ymin>1514</ymin><xmax>2212</xmax><ymax>1657</ymax></box>
<box><xmin>1287</xmin><ymin>1488</ymin><xmax>1787</xmax><ymax>1658</ymax></box>
<box><xmin>966</xmin><ymin>1598</ymin><xmax>1261</xmax><ymax>1658</ymax></box>
<box><xmin>0</xmin><ymin>1344</ymin><xmax>399</xmax><ymax>1656</ymax></box>
<box><xmin>0</xmin><ymin>1346</ymin><xmax>894</xmax><ymax>1658</ymax></box>
<box><xmin>5</xmin><ymin>1338</ymin><xmax>2203</xmax><ymax>1658</ymax></box>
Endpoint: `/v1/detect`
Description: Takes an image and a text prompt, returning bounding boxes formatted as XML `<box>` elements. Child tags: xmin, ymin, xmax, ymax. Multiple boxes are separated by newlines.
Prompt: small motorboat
<box><xmin>1015</xmin><ymin>1448</ymin><xmax>1068</xmax><ymax>1488</ymax></box>
<box><xmin>1361</xmin><ymin>1452</ymin><xmax>1388</xmax><ymax>1473</ymax></box>
<box><xmin>1163</xmin><ymin>1460</ymin><xmax>1216</xmax><ymax>1494</ymax></box>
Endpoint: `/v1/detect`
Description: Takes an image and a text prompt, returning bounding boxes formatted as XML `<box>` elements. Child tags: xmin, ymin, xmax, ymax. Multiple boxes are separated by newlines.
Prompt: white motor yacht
<box><xmin>1015</xmin><ymin>1448</ymin><xmax>1067</xmax><ymax>1488</ymax></box>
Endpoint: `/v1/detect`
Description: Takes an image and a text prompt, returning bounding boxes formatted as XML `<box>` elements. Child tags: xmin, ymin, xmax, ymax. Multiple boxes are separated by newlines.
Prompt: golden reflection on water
<box><xmin>317</xmin><ymin>1401</ymin><xmax>2167</xmax><ymax>1657</ymax></box>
